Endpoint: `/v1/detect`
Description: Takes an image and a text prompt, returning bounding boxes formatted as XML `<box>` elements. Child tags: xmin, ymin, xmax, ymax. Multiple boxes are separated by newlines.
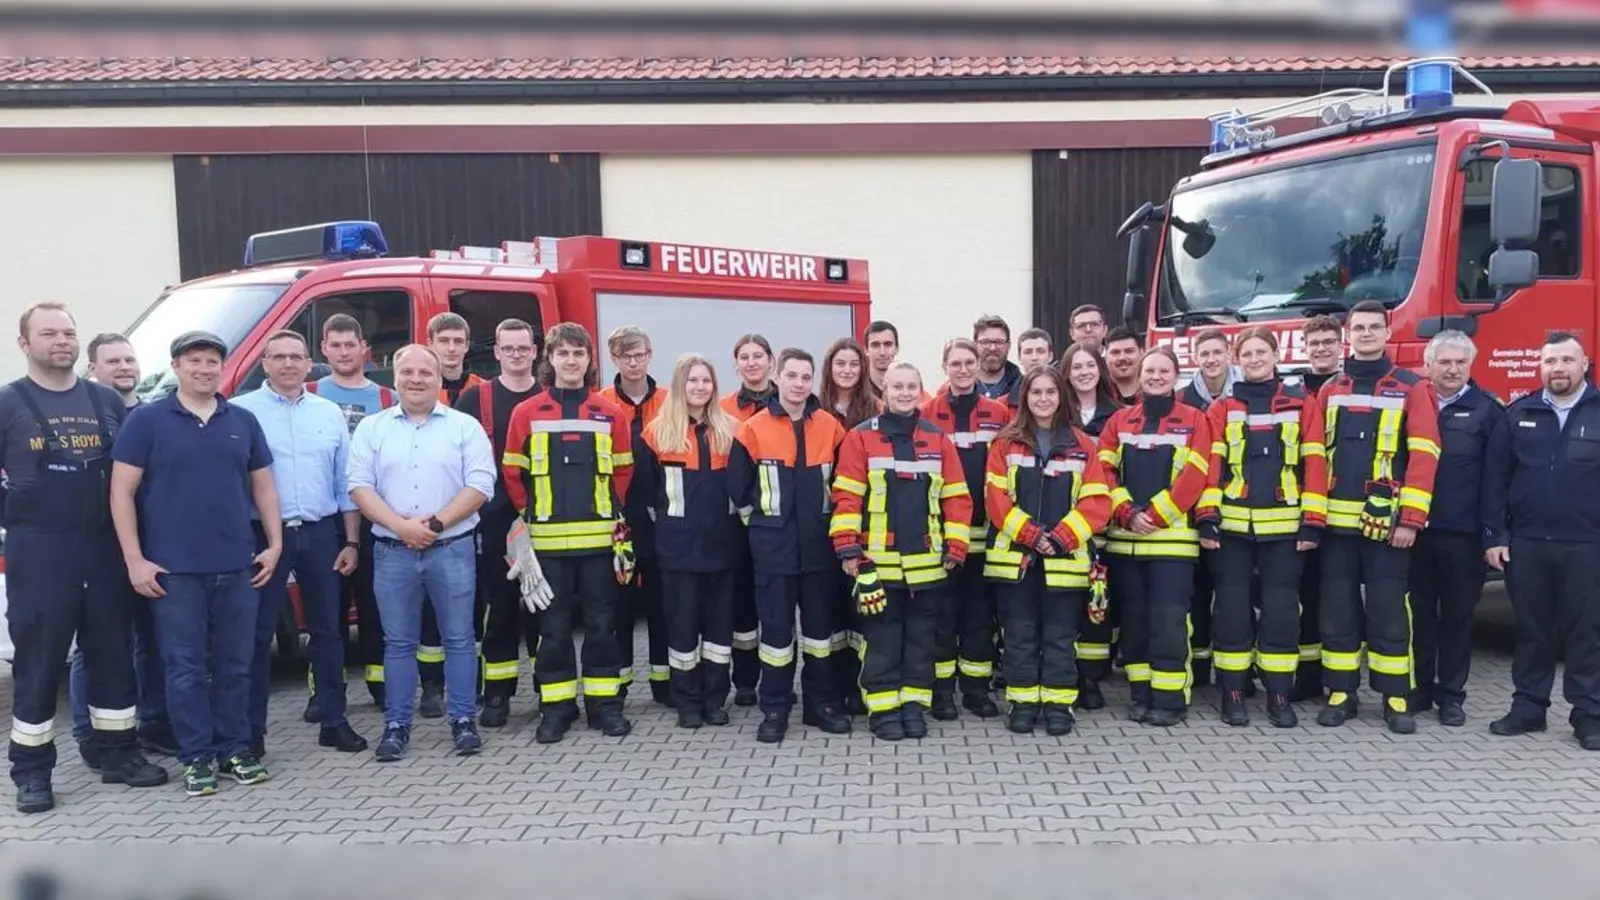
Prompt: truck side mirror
<box><xmin>1487</xmin><ymin>248</ymin><xmax>1539</xmax><ymax>295</ymax></box>
<box><xmin>1490</xmin><ymin>158</ymin><xmax>1543</xmax><ymax>247</ymax></box>
<box><xmin>1125</xmin><ymin>225</ymin><xmax>1152</xmax><ymax>294</ymax></box>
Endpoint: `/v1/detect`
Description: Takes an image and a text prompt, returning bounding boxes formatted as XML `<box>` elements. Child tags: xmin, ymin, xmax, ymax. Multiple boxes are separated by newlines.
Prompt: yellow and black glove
<box><xmin>612</xmin><ymin>522</ymin><xmax>637</xmax><ymax>585</ymax></box>
<box><xmin>1360</xmin><ymin>482</ymin><xmax>1398</xmax><ymax>543</ymax></box>
<box><xmin>1087</xmin><ymin>558</ymin><xmax>1110</xmax><ymax>625</ymax></box>
<box><xmin>853</xmin><ymin>561</ymin><xmax>888</xmax><ymax>616</ymax></box>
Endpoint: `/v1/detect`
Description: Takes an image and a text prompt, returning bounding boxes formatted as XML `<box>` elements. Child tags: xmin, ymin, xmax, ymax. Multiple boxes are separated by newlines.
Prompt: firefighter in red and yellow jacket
<box><xmin>1194</xmin><ymin>327</ymin><xmax>1328</xmax><ymax>729</ymax></box>
<box><xmin>719</xmin><ymin>333</ymin><xmax>778</xmax><ymax>705</ymax></box>
<box><xmin>1314</xmin><ymin>301</ymin><xmax>1440</xmax><ymax>734</ymax></box>
<box><xmin>830</xmin><ymin>361</ymin><xmax>972</xmax><ymax>741</ymax></box>
<box><xmin>921</xmin><ymin>338</ymin><xmax>1009</xmax><ymax>721</ymax></box>
<box><xmin>728</xmin><ymin>347</ymin><xmax>853</xmax><ymax>743</ymax></box>
<box><xmin>983</xmin><ymin>364</ymin><xmax>1114</xmax><ymax>736</ymax></box>
<box><xmin>502</xmin><ymin>323</ymin><xmax>634</xmax><ymax>744</ymax></box>
<box><xmin>601</xmin><ymin>326</ymin><xmax>671</xmax><ymax>707</ymax></box>
<box><xmin>631</xmin><ymin>353</ymin><xmax>744</xmax><ymax>729</ymax></box>
<box><xmin>1098</xmin><ymin>346</ymin><xmax>1213</xmax><ymax>727</ymax></box>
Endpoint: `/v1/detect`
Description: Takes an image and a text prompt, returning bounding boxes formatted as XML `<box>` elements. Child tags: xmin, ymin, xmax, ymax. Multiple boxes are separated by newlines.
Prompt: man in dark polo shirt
<box><xmin>1</xmin><ymin>302</ymin><xmax>168</xmax><ymax>814</ymax></box>
<box><xmin>110</xmin><ymin>330</ymin><xmax>283</xmax><ymax>798</ymax></box>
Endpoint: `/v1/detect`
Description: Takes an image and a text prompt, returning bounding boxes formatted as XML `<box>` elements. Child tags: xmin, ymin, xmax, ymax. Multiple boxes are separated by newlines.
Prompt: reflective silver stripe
<box><xmin>1328</xmin><ymin>393</ymin><xmax>1405</xmax><ymax>410</ymax></box>
<box><xmin>528</xmin><ymin>418</ymin><xmax>611</xmax><ymax>433</ymax></box>
<box><xmin>819</xmin><ymin>462</ymin><xmax>833</xmax><ymax>512</ymax></box>
<box><xmin>1004</xmin><ymin>454</ymin><xmax>1037</xmax><ymax>468</ymax></box>
<box><xmin>664</xmin><ymin>467</ymin><xmax>686</xmax><ymax>518</ymax></box>
<box><xmin>949</xmin><ymin>431</ymin><xmax>997</xmax><ymax>449</ymax></box>
<box><xmin>1043</xmin><ymin>459</ymin><xmax>1085</xmax><ymax>476</ymax></box>
<box><xmin>1119</xmin><ymin>432</ymin><xmax>1188</xmax><ymax>448</ymax></box>
<box><xmin>1226</xmin><ymin>410</ymin><xmax>1300</xmax><ymax>426</ymax></box>
<box><xmin>701</xmin><ymin>642</ymin><xmax>733</xmax><ymax>664</ymax></box>
<box><xmin>88</xmin><ymin>706</ymin><xmax>137</xmax><ymax>731</ymax></box>
<box><xmin>866</xmin><ymin>458</ymin><xmax>942</xmax><ymax>474</ymax></box>
<box><xmin>10</xmin><ymin>718</ymin><xmax>54</xmax><ymax>747</ymax></box>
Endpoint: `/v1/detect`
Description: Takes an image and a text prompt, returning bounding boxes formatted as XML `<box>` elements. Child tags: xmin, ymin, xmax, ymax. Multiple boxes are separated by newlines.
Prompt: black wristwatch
<box><xmin>426</xmin><ymin>516</ymin><xmax>445</xmax><ymax>534</ymax></box>
<box><xmin>343</xmin><ymin>540</ymin><xmax>359</xmax><ymax>550</ymax></box>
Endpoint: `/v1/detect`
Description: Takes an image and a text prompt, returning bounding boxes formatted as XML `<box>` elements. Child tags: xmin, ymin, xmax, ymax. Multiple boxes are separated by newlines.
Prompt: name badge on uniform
<box><xmin>1518</xmin><ymin>421</ymin><xmax>1538</xmax><ymax>429</ymax></box>
<box><xmin>46</xmin><ymin>460</ymin><xmax>85</xmax><ymax>474</ymax></box>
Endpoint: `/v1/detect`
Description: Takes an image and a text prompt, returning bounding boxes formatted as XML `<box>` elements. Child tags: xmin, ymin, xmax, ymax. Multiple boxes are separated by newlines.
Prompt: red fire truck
<box><xmin>1122</xmin><ymin>57</ymin><xmax>1592</xmax><ymax>401</ymax></box>
<box><xmin>121</xmin><ymin>223</ymin><xmax>873</xmax><ymax>658</ymax></box>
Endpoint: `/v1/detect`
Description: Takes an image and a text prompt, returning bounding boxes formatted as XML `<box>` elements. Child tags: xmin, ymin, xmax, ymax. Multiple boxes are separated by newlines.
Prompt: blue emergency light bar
<box><xmin>1405</xmin><ymin>60</ymin><xmax>1454</xmax><ymax>113</ymax></box>
<box><xmin>244</xmin><ymin>221</ymin><xmax>389</xmax><ymax>268</ymax></box>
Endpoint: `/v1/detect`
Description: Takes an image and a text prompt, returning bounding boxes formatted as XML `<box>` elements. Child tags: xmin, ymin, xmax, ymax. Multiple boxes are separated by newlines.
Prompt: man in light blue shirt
<box><xmin>232</xmin><ymin>330</ymin><xmax>369</xmax><ymax>757</ymax></box>
<box><xmin>349</xmin><ymin>344</ymin><xmax>495</xmax><ymax>762</ymax></box>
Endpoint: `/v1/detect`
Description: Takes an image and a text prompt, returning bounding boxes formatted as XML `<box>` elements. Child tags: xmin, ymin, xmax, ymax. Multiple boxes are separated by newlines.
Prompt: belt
<box><xmin>284</xmin><ymin>517</ymin><xmax>324</xmax><ymax>529</ymax></box>
<box><xmin>374</xmin><ymin>531</ymin><xmax>473</xmax><ymax>550</ymax></box>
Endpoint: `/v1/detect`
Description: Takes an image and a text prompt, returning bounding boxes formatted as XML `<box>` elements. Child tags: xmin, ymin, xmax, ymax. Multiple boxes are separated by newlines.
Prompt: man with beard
<box><xmin>1102</xmin><ymin>327</ymin><xmax>1143</xmax><ymax>402</ymax></box>
<box><xmin>3</xmin><ymin>305</ymin><xmax>169</xmax><ymax>812</ymax></box>
<box><xmin>69</xmin><ymin>334</ymin><xmax>175</xmax><ymax>767</ymax></box>
<box><xmin>972</xmin><ymin>315</ymin><xmax>1022</xmax><ymax>411</ymax></box>
<box><xmin>1486</xmin><ymin>332</ymin><xmax>1600</xmax><ymax>750</ymax></box>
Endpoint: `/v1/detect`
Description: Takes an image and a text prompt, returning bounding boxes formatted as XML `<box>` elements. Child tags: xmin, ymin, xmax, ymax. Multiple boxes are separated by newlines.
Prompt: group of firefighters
<box><xmin>8</xmin><ymin>292</ymin><xmax>1600</xmax><ymax>814</ymax></box>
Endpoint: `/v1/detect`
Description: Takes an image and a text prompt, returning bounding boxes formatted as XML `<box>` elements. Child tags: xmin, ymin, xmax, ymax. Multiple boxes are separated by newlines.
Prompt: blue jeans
<box><xmin>253</xmin><ymin>519</ymin><xmax>347</xmax><ymax>732</ymax></box>
<box><xmin>149</xmin><ymin>570</ymin><xmax>259</xmax><ymax>765</ymax></box>
<box><xmin>372</xmin><ymin>536</ymin><xmax>477</xmax><ymax>727</ymax></box>
<box><xmin>69</xmin><ymin>593</ymin><xmax>167</xmax><ymax>745</ymax></box>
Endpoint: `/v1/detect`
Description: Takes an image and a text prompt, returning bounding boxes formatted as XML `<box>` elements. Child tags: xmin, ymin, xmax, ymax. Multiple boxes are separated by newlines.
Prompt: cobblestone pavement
<box><xmin>2</xmin><ymin>595</ymin><xmax>1598</xmax><ymax>845</ymax></box>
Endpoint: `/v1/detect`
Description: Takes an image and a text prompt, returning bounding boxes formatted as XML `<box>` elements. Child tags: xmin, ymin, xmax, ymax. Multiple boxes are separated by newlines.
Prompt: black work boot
<box><xmin>16</xmin><ymin>778</ymin><xmax>54</xmax><ymax>814</ymax></box>
<box><xmin>734</xmin><ymin>687</ymin><xmax>759</xmax><ymax>707</ymax></box>
<box><xmin>677</xmin><ymin>707</ymin><xmax>704</xmax><ymax>729</ymax></box>
<box><xmin>651</xmin><ymin>680</ymin><xmax>675</xmax><ymax>708</ymax></box>
<box><xmin>802</xmin><ymin>703</ymin><xmax>852</xmax><ymax>734</ymax></box>
<box><xmin>930</xmin><ymin>691</ymin><xmax>959</xmax><ymax>722</ymax></box>
<box><xmin>1075</xmin><ymin>680</ymin><xmax>1106</xmax><ymax>711</ymax></box>
<box><xmin>136</xmin><ymin>724</ymin><xmax>180</xmax><ymax>757</ymax></box>
<box><xmin>595</xmin><ymin>703</ymin><xmax>632</xmax><ymax>737</ymax></box>
<box><xmin>843</xmin><ymin>693</ymin><xmax>868</xmax><ymax>716</ymax></box>
<box><xmin>1128</xmin><ymin>697</ymin><xmax>1152</xmax><ymax>724</ymax></box>
<box><xmin>100</xmin><ymin>752</ymin><xmax>170</xmax><ymax>788</ymax></box>
<box><xmin>1043</xmin><ymin>705</ymin><xmax>1075</xmax><ymax>736</ymax></box>
<box><xmin>1489</xmin><ymin>710</ymin><xmax>1547</xmax><ymax>736</ymax></box>
<box><xmin>419</xmin><ymin>682</ymin><xmax>446</xmax><ymax>719</ymax></box>
<box><xmin>319</xmin><ymin>723</ymin><xmax>369</xmax><ymax>753</ymax></box>
<box><xmin>1146</xmin><ymin>706</ymin><xmax>1186</xmax><ymax>727</ymax></box>
<box><xmin>869</xmin><ymin>711</ymin><xmax>905</xmax><ymax>741</ymax></box>
<box><xmin>1317</xmin><ymin>691</ymin><xmax>1359</xmax><ymax>727</ymax></box>
<box><xmin>368</xmin><ymin>683</ymin><xmax>387</xmax><ymax>709</ymax></box>
<box><xmin>1007</xmin><ymin>702</ymin><xmax>1040</xmax><ymax>734</ymax></box>
<box><xmin>1266</xmin><ymin>693</ymin><xmax>1298</xmax><ymax>728</ymax></box>
<box><xmin>703</xmin><ymin>705</ymin><xmax>731</xmax><ymax>726</ymax></box>
<box><xmin>1220</xmin><ymin>689</ymin><xmax>1250</xmax><ymax>726</ymax></box>
<box><xmin>479</xmin><ymin>696</ymin><xmax>510</xmax><ymax>728</ymax></box>
<box><xmin>900</xmin><ymin>703</ymin><xmax>929</xmax><ymax>739</ymax></box>
<box><xmin>535</xmin><ymin>703</ymin><xmax>578</xmax><ymax>744</ymax></box>
<box><xmin>78</xmin><ymin>741</ymin><xmax>102</xmax><ymax>773</ymax></box>
<box><xmin>302</xmin><ymin>694</ymin><xmax>319</xmax><ymax>724</ymax></box>
<box><xmin>756</xmin><ymin>711</ymin><xmax>788</xmax><ymax>743</ymax></box>
<box><xmin>1383</xmin><ymin>696</ymin><xmax>1416</xmax><ymax>735</ymax></box>
<box><xmin>1437</xmin><ymin>700</ymin><xmax>1466</xmax><ymax>727</ymax></box>
<box><xmin>962</xmin><ymin>691</ymin><xmax>1000</xmax><ymax>718</ymax></box>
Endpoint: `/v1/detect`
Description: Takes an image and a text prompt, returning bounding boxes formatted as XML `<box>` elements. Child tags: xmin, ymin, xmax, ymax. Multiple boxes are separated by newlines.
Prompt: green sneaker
<box><xmin>183</xmin><ymin>761</ymin><xmax>218</xmax><ymax>797</ymax></box>
<box><xmin>222</xmin><ymin>752</ymin><xmax>270</xmax><ymax>786</ymax></box>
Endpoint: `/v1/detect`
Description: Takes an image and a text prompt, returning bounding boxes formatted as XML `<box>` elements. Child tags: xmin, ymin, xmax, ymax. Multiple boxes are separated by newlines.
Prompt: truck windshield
<box><xmin>1160</xmin><ymin>144</ymin><xmax>1437</xmax><ymax>323</ymax></box>
<box><xmin>126</xmin><ymin>282</ymin><xmax>290</xmax><ymax>399</ymax></box>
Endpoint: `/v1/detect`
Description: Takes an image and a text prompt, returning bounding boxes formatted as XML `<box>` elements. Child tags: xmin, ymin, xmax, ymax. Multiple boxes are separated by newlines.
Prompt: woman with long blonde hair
<box><xmin>633</xmin><ymin>354</ymin><xmax>744</xmax><ymax>728</ymax></box>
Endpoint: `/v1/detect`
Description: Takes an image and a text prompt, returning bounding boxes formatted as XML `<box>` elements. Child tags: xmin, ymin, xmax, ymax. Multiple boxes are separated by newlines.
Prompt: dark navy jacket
<box><xmin>1489</xmin><ymin>384</ymin><xmax>1600</xmax><ymax>544</ymax></box>
<box><xmin>1428</xmin><ymin>381</ymin><xmax>1506</xmax><ymax>542</ymax></box>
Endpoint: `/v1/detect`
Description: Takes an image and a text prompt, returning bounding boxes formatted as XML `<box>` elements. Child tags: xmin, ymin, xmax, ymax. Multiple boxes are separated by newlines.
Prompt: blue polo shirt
<box><xmin>113</xmin><ymin>393</ymin><xmax>273</xmax><ymax>575</ymax></box>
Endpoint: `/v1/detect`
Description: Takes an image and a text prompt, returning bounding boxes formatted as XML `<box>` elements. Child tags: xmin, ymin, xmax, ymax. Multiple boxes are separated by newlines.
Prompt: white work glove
<box><xmin>505</xmin><ymin>519</ymin><xmax>554</xmax><ymax>613</ymax></box>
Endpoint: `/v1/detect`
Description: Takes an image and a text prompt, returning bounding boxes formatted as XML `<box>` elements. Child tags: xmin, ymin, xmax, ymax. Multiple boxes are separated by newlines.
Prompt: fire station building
<box><xmin>0</xmin><ymin>53</ymin><xmax>1596</xmax><ymax>379</ymax></box>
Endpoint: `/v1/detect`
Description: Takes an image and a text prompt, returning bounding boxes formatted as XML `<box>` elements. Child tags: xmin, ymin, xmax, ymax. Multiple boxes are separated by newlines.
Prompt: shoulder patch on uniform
<box><xmin>1390</xmin><ymin>368</ymin><xmax>1422</xmax><ymax>386</ymax></box>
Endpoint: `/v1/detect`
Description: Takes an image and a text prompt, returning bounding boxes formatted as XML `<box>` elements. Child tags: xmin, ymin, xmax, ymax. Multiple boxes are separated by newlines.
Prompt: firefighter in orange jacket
<box><xmin>1314</xmin><ymin>301</ymin><xmax>1440</xmax><ymax>734</ymax></box>
<box><xmin>983</xmin><ymin>365</ymin><xmax>1114</xmax><ymax>736</ymax></box>
<box><xmin>719</xmin><ymin>333</ymin><xmax>777</xmax><ymax>706</ymax></box>
<box><xmin>601</xmin><ymin>326</ymin><xmax>671</xmax><ymax>707</ymax></box>
<box><xmin>1098</xmin><ymin>346</ymin><xmax>1213</xmax><ymax>727</ymax></box>
<box><xmin>502</xmin><ymin>323</ymin><xmax>634</xmax><ymax>744</ymax></box>
<box><xmin>1194</xmin><ymin>328</ymin><xmax>1328</xmax><ymax>729</ymax></box>
<box><xmin>728</xmin><ymin>347</ymin><xmax>853</xmax><ymax>743</ymax></box>
<box><xmin>632</xmin><ymin>353</ymin><xmax>744</xmax><ymax>729</ymax></box>
<box><xmin>921</xmin><ymin>338</ymin><xmax>1009</xmax><ymax>721</ymax></box>
<box><xmin>831</xmin><ymin>361</ymin><xmax>972</xmax><ymax>741</ymax></box>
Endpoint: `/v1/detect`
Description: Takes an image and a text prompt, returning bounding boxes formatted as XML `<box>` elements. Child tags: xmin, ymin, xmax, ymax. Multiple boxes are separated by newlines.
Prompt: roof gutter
<box><xmin>0</xmin><ymin>66</ymin><xmax>1597</xmax><ymax>107</ymax></box>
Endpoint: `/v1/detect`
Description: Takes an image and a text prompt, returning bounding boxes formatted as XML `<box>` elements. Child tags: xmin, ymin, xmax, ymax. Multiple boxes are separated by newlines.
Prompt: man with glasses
<box><xmin>972</xmin><ymin>315</ymin><xmax>1022</xmax><ymax>411</ymax></box>
<box><xmin>454</xmin><ymin>319</ymin><xmax>543</xmax><ymax>727</ymax></box>
<box><xmin>1293</xmin><ymin>315</ymin><xmax>1344</xmax><ymax>702</ymax></box>
<box><xmin>601</xmin><ymin>326</ymin><xmax>671</xmax><ymax>706</ymax></box>
<box><xmin>233</xmin><ymin>331</ymin><xmax>368</xmax><ymax>757</ymax></box>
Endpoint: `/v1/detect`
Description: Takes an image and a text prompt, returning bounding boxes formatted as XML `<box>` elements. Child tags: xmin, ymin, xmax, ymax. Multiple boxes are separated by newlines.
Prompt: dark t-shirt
<box><xmin>0</xmin><ymin>378</ymin><xmax>126</xmax><ymax>528</ymax></box>
<box><xmin>455</xmin><ymin>379</ymin><xmax>540</xmax><ymax>515</ymax></box>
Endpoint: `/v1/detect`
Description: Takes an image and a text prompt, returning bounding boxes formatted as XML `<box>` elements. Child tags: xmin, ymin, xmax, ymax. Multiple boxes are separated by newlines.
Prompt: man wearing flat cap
<box><xmin>110</xmin><ymin>330</ymin><xmax>283</xmax><ymax>798</ymax></box>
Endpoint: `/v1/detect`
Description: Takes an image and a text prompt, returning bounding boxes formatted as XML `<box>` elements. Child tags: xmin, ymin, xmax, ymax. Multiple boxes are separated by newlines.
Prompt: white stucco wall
<box><xmin>600</xmin><ymin>153</ymin><xmax>1033</xmax><ymax>382</ymax></box>
<box><xmin>0</xmin><ymin>156</ymin><xmax>180</xmax><ymax>381</ymax></box>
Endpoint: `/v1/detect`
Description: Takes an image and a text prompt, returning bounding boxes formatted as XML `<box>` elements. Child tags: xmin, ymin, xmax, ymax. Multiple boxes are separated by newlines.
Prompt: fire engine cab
<box><xmin>1121</xmin><ymin>57</ymin><xmax>1594</xmax><ymax>400</ymax></box>
<box><xmin>124</xmin><ymin>222</ymin><xmax>872</xmax><ymax>400</ymax></box>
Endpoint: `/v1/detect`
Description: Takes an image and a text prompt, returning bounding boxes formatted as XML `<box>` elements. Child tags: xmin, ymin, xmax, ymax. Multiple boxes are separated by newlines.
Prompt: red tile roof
<box><xmin>0</xmin><ymin>55</ymin><xmax>1596</xmax><ymax>85</ymax></box>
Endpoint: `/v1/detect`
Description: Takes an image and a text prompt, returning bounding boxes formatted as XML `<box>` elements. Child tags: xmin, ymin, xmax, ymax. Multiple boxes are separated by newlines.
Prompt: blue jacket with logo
<box><xmin>1489</xmin><ymin>385</ymin><xmax>1600</xmax><ymax>544</ymax></box>
<box><xmin>1428</xmin><ymin>382</ymin><xmax>1506</xmax><ymax>542</ymax></box>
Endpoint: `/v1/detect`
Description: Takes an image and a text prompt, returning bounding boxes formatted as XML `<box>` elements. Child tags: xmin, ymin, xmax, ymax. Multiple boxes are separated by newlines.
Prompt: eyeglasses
<box><xmin>618</xmin><ymin>351</ymin><xmax>651</xmax><ymax>363</ymax></box>
<box><xmin>976</xmin><ymin>339</ymin><xmax>1009</xmax><ymax>347</ymax></box>
<box><xmin>497</xmin><ymin>346</ymin><xmax>534</xmax><ymax>355</ymax></box>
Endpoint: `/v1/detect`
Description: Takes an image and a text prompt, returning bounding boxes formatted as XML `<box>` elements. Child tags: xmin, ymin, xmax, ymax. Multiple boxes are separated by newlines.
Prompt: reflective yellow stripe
<box><xmin>1368</xmin><ymin>653</ymin><xmax>1410</xmax><ymax>676</ymax></box>
<box><xmin>540</xmin><ymin>680</ymin><xmax>579</xmax><ymax>703</ymax></box>
<box><xmin>865</xmin><ymin>689</ymin><xmax>901</xmax><ymax>712</ymax></box>
<box><xmin>1407</xmin><ymin>436</ymin><xmax>1441</xmax><ymax>458</ymax></box>
<box><xmin>759</xmin><ymin>641</ymin><xmax>796</xmax><ymax>667</ymax></box>
<box><xmin>1000</xmin><ymin>507</ymin><xmax>1031</xmax><ymax>543</ymax></box>
<box><xmin>1398</xmin><ymin>486</ymin><xmax>1432</xmax><ymax>515</ymax></box>
<box><xmin>957</xmin><ymin>658</ymin><xmax>993</xmax><ymax>678</ymax></box>
<box><xmin>1075</xmin><ymin>641</ymin><xmax>1111</xmax><ymax>660</ymax></box>
<box><xmin>900</xmin><ymin>686</ymin><xmax>933</xmax><ymax>706</ymax></box>
<box><xmin>758</xmin><ymin>463</ymin><xmax>782</xmax><ymax>516</ymax></box>
<box><xmin>1005</xmin><ymin>685</ymin><xmax>1042</xmax><ymax>704</ymax></box>
<box><xmin>829</xmin><ymin>512</ymin><xmax>863</xmax><ymax>538</ymax></box>
<box><xmin>364</xmin><ymin>664</ymin><xmax>385</xmax><ymax>683</ymax></box>
<box><xmin>1257</xmin><ymin>652</ymin><xmax>1299</xmax><ymax>674</ymax></box>
<box><xmin>529</xmin><ymin>432</ymin><xmax>553</xmax><ymax>521</ymax></box>
<box><xmin>1298</xmin><ymin>643</ymin><xmax>1323</xmax><ymax>662</ymax></box>
<box><xmin>1150</xmin><ymin>670</ymin><xmax>1188</xmax><ymax>691</ymax></box>
<box><xmin>1213</xmin><ymin>650</ymin><xmax>1254</xmax><ymax>672</ymax></box>
<box><xmin>483</xmin><ymin>661</ymin><xmax>521</xmax><ymax>681</ymax></box>
<box><xmin>582</xmin><ymin>676</ymin><xmax>624</xmax><ymax>697</ymax></box>
<box><xmin>594</xmin><ymin>432</ymin><xmax>615</xmax><ymax>518</ymax></box>
<box><xmin>1321</xmin><ymin>648</ymin><xmax>1363</xmax><ymax>672</ymax></box>
<box><xmin>934</xmin><ymin>660</ymin><xmax>957</xmax><ymax>680</ymax></box>
<box><xmin>417</xmin><ymin>646</ymin><xmax>445</xmax><ymax>664</ymax></box>
<box><xmin>1149</xmin><ymin>490</ymin><xmax>1184</xmax><ymax>527</ymax></box>
<box><xmin>835</xmin><ymin>475</ymin><xmax>868</xmax><ymax>496</ymax></box>
<box><xmin>1125</xmin><ymin>663</ymin><xmax>1152</xmax><ymax>683</ymax></box>
<box><xmin>1061</xmin><ymin>510</ymin><xmax>1093</xmax><ymax>549</ymax></box>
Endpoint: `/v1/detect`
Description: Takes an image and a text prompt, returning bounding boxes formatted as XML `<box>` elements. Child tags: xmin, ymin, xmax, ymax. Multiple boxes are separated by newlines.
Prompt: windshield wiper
<box><xmin>1159</xmin><ymin>307</ymin><xmax>1241</xmax><ymax>326</ymax></box>
<box><xmin>1261</xmin><ymin>298</ymin><xmax>1350</xmax><ymax>318</ymax></box>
